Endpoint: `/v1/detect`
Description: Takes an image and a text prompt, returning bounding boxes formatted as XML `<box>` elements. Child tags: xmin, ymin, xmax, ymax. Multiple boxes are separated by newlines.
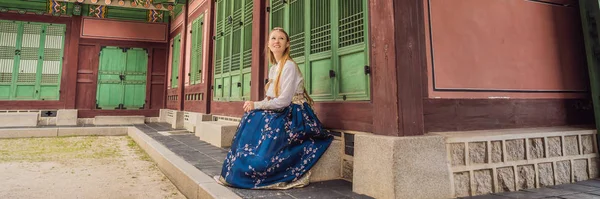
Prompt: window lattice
<box><xmin>271</xmin><ymin>0</ymin><xmax>285</xmax><ymax>28</ymax></box>
<box><xmin>222</xmin><ymin>37</ymin><xmax>231</xmax><ymax>73</ymax></box>
<box><xmin>242</xmin><ymin>0</ymin><xmax>252</xmax><ymax>69</ymax></box>
<box><xmin>0</xmin><ymin>21</ymin><xmax>18</xmax><ymax>47</ymax></box>
<box><xmin>310</xmin><ymin>0</ymin><xmax>331</xmax><ymax>54</ymax></box>
<box><xmin>289</xmin><ymin>0</ymin><xmax>305</xmax><ymax>58</ymax></box>
<box><xmin>216</xmin><ymin>0</ymin><xmax>224</xmax><ymax>34</ymax></box>
<box><xmin>0</xmin><ymin>46</ymin><xmax>14</xmax><ymax>59</ymax></box>
<box><xmin>20</xmin><ymin>47</ymin><xmax>39</xmax><ymax>60</ymax></box>
<box><xmin>215</xmin><ymin>37</ymin><xmax>223</xmax><ymax>75</ymax></box>
<box><xmin>231</xmin><ymin>30</ymin><xmax>241</xmax><ymax>71</ymax></box>
<box><xmin>339</xmin><ymin>0</ymin><xmax>365</xmax><ymax>48</ymax></box>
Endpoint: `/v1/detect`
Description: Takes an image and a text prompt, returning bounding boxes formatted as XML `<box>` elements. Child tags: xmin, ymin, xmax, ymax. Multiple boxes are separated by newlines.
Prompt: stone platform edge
<box><xmin>128</xmin><ymin>127</ymin><xmax>241</xmax><ymax>199</ymax></box>
<box><xmin>0</xmin><ymin>126</ymin><xmax>129</xmax><ymax>138</ymax></box>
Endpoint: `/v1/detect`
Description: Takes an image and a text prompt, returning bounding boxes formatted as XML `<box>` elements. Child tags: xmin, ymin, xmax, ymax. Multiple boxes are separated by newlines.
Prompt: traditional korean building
<box><xmin>1</xmin><ymin>0</ymin><xmax>598</xmax><ymax>198</ymax></box>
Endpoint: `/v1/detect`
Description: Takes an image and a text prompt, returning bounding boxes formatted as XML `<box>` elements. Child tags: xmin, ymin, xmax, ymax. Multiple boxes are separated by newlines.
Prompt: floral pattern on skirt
<box><xmin>218</xmin><ymin>102</ymin><xmax>334</xmax><ymax>189</ymax></box>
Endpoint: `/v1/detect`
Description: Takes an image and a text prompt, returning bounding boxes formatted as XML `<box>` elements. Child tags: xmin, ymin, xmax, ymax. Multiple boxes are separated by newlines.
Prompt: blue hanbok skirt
<box><xmin>216</xmin><ymin>102</ymin><xmax>334</xmax><ymax>189</ymax></box>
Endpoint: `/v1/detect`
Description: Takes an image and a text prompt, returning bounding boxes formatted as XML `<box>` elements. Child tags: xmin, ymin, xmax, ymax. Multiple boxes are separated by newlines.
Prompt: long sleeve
<box><xmin>254</xmin><ymin>62</ymin><xmax>300</xmax><ymax>110</ymax></box>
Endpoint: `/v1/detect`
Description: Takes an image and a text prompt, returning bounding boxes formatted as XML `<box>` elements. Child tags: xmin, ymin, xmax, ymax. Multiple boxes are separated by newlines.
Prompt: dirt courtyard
<box><xmin>0</xmin><ymin>136</ymin><xmax>185</xmax><ymax>199</ymax></box>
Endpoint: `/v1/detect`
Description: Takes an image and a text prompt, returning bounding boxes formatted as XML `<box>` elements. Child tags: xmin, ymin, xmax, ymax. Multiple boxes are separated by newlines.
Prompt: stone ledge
<box><xmin>0</xmin><ymin>112</ymin><xmax>38</xmax><ymax>127</ymax></box>
<box><xmin>94</xmin><ymin>116</ymin><xmax>145</xmax><ymax>125</ymax></box>
<box><xmin>57</xmin><ymin>127</ymin><xmax>128</xmax><ymax>137</ymax></box>
<box><xmin>310</xmin><ymin>139</ymin><xmax>343</xmax><ymax>182</ymax></box>
<box><xmin>0</xmin><ymin>128</ymin><xmax>57</xmax><ymax>138</ymax></box>
<box><xmin>353</xmin><ymin>134</ymin><xmax>452</xmax><ymax>199</ymax></box>
<box><xmin>128</xmin><ymin>127</ymin><xmax>241</xmax><ymax>199</ymax></box>
<box><xmin>196</xmin><ymin>121</ymin><xmax>238</xmax><ymax>148</ymax></box>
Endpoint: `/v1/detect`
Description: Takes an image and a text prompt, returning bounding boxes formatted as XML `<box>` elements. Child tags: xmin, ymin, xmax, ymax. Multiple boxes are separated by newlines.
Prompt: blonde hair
<box><xmin>265</xmin><ymin>27</ymin><xmax>314</xmax><ymax>106</ymax></box>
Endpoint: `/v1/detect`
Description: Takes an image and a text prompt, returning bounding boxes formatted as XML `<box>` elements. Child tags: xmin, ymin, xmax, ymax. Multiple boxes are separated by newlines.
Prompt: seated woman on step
<box><xmin>213</xmin><ymin>27</ymin><xmax>334</xmax><ymax>189</ymax></box>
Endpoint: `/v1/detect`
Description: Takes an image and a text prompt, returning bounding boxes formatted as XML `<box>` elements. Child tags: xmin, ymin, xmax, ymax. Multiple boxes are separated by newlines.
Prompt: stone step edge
<box><xmin>0</xmin><ymin>126</ymin><xmax>129</xmax><ymax>138</ymax></box>
<box><xmin>128</xmin><ymin>127</ymin><xmax>241</xmax><ymax>199</ymax></box>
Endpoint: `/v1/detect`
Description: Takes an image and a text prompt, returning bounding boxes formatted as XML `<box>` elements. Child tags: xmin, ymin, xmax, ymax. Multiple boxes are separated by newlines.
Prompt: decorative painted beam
<box><xmin>58</xmin><ymin>0</ymin><xmax>172</xmax><ymax>11</ymax></box>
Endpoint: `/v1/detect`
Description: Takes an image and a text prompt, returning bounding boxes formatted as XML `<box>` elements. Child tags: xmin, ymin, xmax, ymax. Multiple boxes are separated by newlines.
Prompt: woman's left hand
<box><xmin>243</xmin><ymin>101</ymin><xmax>254</xmax><ymax>112</ymax></box>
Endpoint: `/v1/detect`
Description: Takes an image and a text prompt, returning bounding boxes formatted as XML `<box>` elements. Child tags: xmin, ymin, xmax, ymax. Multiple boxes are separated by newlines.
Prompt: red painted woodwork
<box><xmin>150</xmin><ymin>48</ymin><xmax>168</xmax><ymax>110</ymax></box>
<box><xmin>81</xmin><ymin>17</ymin><xmax>168</xmax><ymax>43</ymax></box>
<box><xmin>75</xmin><ymin>44</ymin><xmax>99</xmax><ymax>110</ymax></box>
<box><xmin>423</xmin><ymin>98</ymin><xmax>595</xmax><ymax>132</ymax></box>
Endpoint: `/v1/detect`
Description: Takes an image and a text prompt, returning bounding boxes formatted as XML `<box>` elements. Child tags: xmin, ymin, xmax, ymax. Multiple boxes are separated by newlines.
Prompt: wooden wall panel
<box><xmin>75</xmin><ymin>44</ymin><xmax>99</xmax><ymax>109</ymax></box>
<box><xmin>150</xmin><ymin>48</ymin><xmax>168</xmax><ymax>110</ymax></box>
<box><xmin>424</xmin><ymin>98</ymin><xmax>595</xmax><ymax>132</ymax></box>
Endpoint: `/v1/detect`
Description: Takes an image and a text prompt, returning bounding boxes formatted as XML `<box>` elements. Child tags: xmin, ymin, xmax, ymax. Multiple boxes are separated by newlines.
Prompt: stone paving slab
<box><xmin>135</xmin><ymin>124</ymin><xmax>372</xmax><ymax>199</ymax></box>
<box><xmin>462</xmin><ymin>179</ymin><xmax>600</xmax><ymax>199</ymax></box>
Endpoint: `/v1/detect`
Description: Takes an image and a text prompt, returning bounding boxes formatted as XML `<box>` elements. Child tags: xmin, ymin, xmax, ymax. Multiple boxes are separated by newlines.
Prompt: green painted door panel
<box><xmin>0</xmin><ymin>20</ymin><xmax>65</xmax><ymax>101</ymax></box>
<box><xmin>309</xmin><ymin>58</ymin><xmax>333</xmax><ymax>99</ymax></box>
<box><xmin>123</xmin><ymin>48</ymin><xmax>147</xmax><ymax>109</ymax></box>
<box><xmin>40</xmin><ymin>23</ymin><xmax>66</xmax><ymax>100</ymax></box>
<box><xmin>0</xmin><ymin>20</ymin><xmax>18</xmax><ymax>100</ymax></box>
<box><xmin>97</xmin><ymin>47</ymin><xmax>126</xmax><ymax>109</ymax></box>
<box><xmin>268</xmin><ymin>0</ymin><xmax>370</xmax><ymax>101</ymax></box>
<box><xmin>214</xmin><ymin>77</ymin><xmax>223</xmax><ymax>100</ymax></box>
<box><xmin>14</xmin><ymin>22</ymin><xmax>43</xmax><ymax>100</ymax></box>
<box><xmin>338</xmin><ymin>51</ymin><xmax>368</xmax><ymax>99</ymax></box>
<box><xmin>223</xmin><ymin>76</ymin><xmax>231</xmax><ymax>100</ymax></box>
<box><xmin>212</xmin><ymin>0</ymin><xmax>251</xmax><ymax>102</ymax></box>
<box><xmin>171</xmin><ymin>34</ymin><xmax>181</xmax><ymax>88</ymax></box>
<box><xmin>242</xmin><ymin>72</ymin><xmax>251</xmax><ymax>99</ymax></box>
<box><xmin>191</xmin><ymin>15</ymin><xmax>204</xmax><ymax>85</ymax></box>
<box><xmin>230</xmin><ymin>74</ymin><xmax>241</xmax><ymax>100</ymax></box>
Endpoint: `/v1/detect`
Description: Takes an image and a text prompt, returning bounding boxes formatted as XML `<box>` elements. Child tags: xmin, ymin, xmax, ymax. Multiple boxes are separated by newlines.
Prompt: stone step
<box><xmin>195</xmin><ymin>120</ymin><xmax>238</xmax><ymax>148</ymax></box>
<box><xmin>310</xmin><ymin>139</ymin><xmax>342</xmax><ymax>182</ymax></box>
<box><xmin>157</xmin><ymin>130</ymin><xmax>191</xmax><ymax>136</ymax></box>
<box><xmin>0</xmin><ymin>112</ymin><xmax>38</xmax><ymax>127</ymax></box>
<box><xmin>94</xmin><ymin>116</ymin><xmax>145</xmax><ymax>125</ymax></box>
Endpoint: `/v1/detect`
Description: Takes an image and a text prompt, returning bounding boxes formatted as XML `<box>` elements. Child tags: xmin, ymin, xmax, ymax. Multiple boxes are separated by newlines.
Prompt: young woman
<box><xmin>213</xmin><ymin>27</ymin><xmax>334</xmax><ymax>189</ymax></box>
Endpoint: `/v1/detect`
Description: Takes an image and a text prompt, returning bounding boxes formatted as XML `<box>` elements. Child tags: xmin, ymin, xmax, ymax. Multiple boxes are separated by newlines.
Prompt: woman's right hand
<box><xmin>243</xmin><ymin>101</ymin><xmax>254</xmax><ymax>112</ymax></box>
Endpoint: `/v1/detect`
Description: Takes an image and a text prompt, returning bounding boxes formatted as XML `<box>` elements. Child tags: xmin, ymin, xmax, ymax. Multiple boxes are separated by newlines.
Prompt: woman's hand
<box><xmin>243</xmin><ymin>101</ymin><xmax>254</xmax><ymax>112</ymax></box>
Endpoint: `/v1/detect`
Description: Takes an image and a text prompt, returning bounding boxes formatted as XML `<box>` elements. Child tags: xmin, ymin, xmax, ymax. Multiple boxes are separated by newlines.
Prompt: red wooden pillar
<box><xmin>250</xmin><ymin>0</ymin><xmax>267</xmax><ymax>101</ymax></box>
<box><xmin>178</xmin><ymin>1</ymin><xmax>190</xmax><ymax>111</ymax></box>
<box><xmin>64</xmin><ymin>16</ymin><xmax>82</xmax><ymax>109</ymax></box>
<box><xmin>370</xmin><ymin>0</ymin><xmax>426</xmax><ymax>136</ymax></box>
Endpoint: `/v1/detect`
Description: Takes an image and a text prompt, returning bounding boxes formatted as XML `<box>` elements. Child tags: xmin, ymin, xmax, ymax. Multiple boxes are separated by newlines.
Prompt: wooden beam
<box><xmin>178</xmin><ymin>0</ymin><xmax>189</xmax><ymax>111</ymax></box>
<box><xmin>370</xmin><ymin>0</ymin><xmax>400</xmax><ymax>136</ymax></box>
<box><xmin>393</xmin><ymin>0</ymin><xmax>426</xmax><ymax>136</ymax></box>
<box><xmin>251</xmin><ymin>0</ymin><xmax>266</xmax><ymax>101</ymax></box>
<box><xmin>371</xmin><ymin>0</ymin><xmax>427</xmax><ymax>136</ymax></box>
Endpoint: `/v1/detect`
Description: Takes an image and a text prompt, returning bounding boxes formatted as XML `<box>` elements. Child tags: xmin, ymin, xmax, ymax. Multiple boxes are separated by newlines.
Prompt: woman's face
<box><xmin>268</xmin><ymin>30</ymin><xmax>289</xmax><ymax>55</ymax></box>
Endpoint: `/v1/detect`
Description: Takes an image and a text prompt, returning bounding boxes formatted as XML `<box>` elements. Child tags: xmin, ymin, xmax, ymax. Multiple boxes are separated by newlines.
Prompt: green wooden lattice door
<box><xmin>171</xmin><ymin>34</ymin><xmax>181</xmax><ymax>88</ymax></box>
<box><xmin>269</xmin><ymin>0</ymin><xmax>370</xmax><ymax>101</ymax></box>
<box><xmin>190</xmin><ymin>15</ymin><xmax>204</xmax><ymax>85</ymax></box>
<box><xmin>0</xmin><ymin>20</ymin><xmax>65</xmax><ymax>100</ymax></box>
<box><xmin>96</xmin><ymin>47</ymin><xmax>147</xmax><ymax>109</ymax></box>
<box><xmin>213</xmin><ymin>0</ymin><xmax>252</xmax><ymax>101</ymax></box>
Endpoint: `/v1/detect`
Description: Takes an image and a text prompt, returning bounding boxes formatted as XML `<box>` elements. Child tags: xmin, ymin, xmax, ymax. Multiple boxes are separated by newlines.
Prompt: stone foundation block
<box><xmin>167</xmin><ymin>110</ymin><xmax>184</xmax><ymax>130</ymax></box>
<box><xmin>0</xmin><ymin>112</ymin><xmax>38</xmax><ymax>127</ymax></box>
<box><xmin>94</xmin><ymin>116</ymin><xmax>145</xmax><ymax>125</ymax></box>
<box><xmin>310</xmin><ymin>139</ymin><xmax>342</xmax><ymax>182</ymax></box>
<box><xmin>159</xmin><ymin>109</ymin><xmax>170</xmax><ymax>123</ymax></box>
<box><xmin>56</xmin><ymin>109</ymin><xmax>78</xmax><ymax>126</ymax></box>
<box><xmin>196</xmin><ymin>121</ymin><xmax>238</xmax><ymax>148</ymax></box>
<box><xmin>353</xmin><ymin>134</ymin><xmax>451</xmax><ymax>199</ymax></box>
